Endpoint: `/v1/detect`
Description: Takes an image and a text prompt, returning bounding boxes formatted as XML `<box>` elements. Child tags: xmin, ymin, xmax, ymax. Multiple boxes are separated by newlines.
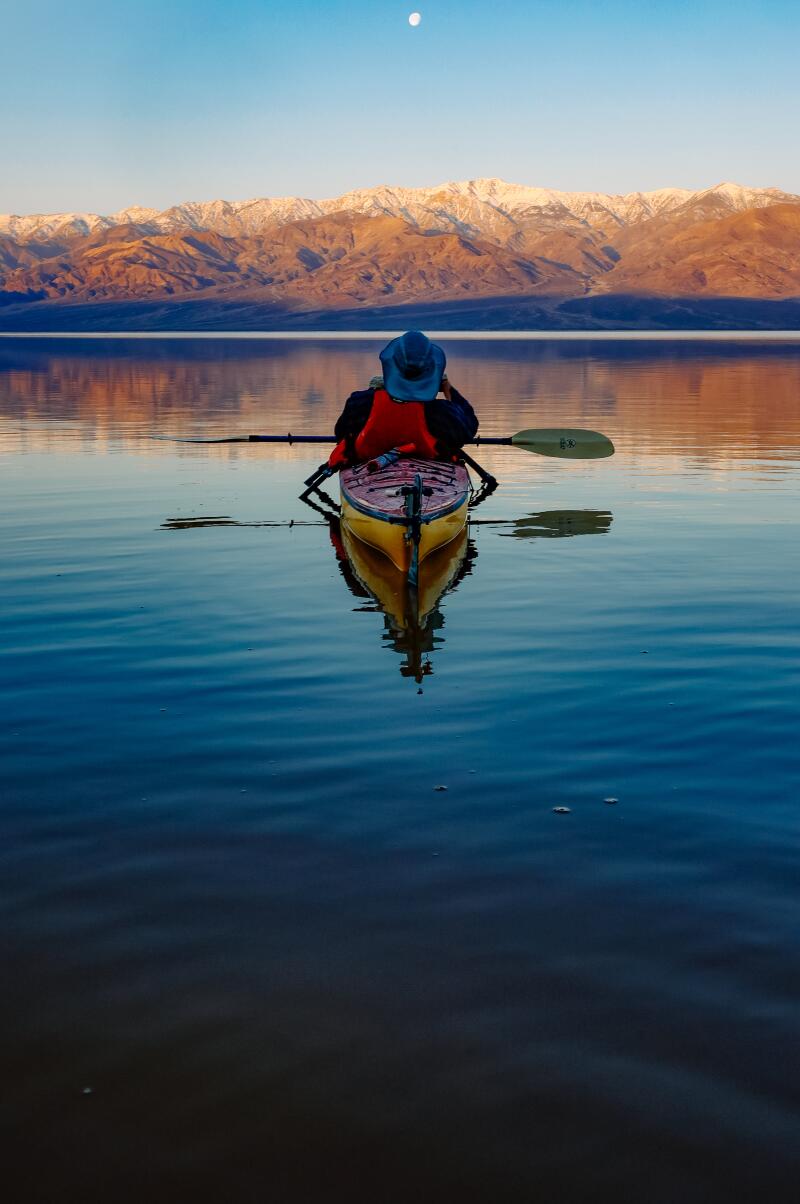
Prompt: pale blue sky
<box><xmin>1</xmin><ymin>0</ymin><xmax>797</xmax><ymax>213</ymax></box>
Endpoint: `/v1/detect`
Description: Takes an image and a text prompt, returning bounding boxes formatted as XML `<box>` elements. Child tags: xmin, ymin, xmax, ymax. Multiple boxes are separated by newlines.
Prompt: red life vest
<box><xmin>354</xmin><ymin>389</ymin><xmax>439</xmax><ymax>461</ymax></box>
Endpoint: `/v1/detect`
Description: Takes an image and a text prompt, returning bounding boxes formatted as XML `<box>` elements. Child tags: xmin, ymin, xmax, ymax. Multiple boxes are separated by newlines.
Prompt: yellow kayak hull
<box><xmin>340</xmin><ymin>457</ymin><xmax>470</xmax><ymax>574</ymax></box>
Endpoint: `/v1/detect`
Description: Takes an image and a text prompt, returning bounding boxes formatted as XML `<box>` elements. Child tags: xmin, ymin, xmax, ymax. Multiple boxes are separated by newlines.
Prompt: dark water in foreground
<box><xmin>2</xmin><ymin>335</ymin><xmax>800</xmax><ymax>1202</ymax></box>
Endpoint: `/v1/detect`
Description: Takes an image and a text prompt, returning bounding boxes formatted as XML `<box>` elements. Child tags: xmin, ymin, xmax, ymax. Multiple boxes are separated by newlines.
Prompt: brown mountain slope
<box><xmin>509</xmin><ymin>225</ymin><xmax>619</xmax><ymax>276</ymax></box>
<box><xmin>247</xmin><ymin>213</ymin><xmax>586</xmax><ymax>302</ymax></box>
<box><xmin>0</xmin><ymin>212</ymin><xmax>586</xmax><ymax>304</ymax></box>
<box><xmin>1</xmin><ymin>230</ymin><xmax>250</xmax><ymax>299</ymax></box>
<box><xmin>2</xmin><ymin>198</ymin><xmax>800</xmax><ymax>312</ymax></box>
<box><xmin>605</xmin><ymin>204</ymin><xmax>800</xmax><ymax>297</ymax></box>
<box><xmin>0</xmin><ymin>235</ymin><xmax>42</xmax><ymax>271</ymax></box>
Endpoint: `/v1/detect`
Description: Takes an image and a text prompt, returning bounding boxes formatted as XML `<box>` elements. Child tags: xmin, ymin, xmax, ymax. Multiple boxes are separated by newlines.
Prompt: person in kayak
<box><xmin>328</xmin><ymin>330</ymin><xmax>478</xmax><ymax>470</ymax></box>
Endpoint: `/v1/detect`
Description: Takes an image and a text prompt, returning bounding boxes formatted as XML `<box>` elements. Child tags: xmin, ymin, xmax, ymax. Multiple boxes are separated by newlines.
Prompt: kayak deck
<box><xmin>340</xmin><ymin>457</ymin><xmax>470</xmax><ymax>573</ymax></box>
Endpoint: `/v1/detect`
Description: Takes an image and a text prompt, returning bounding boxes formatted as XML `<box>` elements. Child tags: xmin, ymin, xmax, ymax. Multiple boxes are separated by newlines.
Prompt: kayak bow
<box><xmin>340</xmin><ymin>457</ymin><xmax>470</xmax><ymax>581</ymax></box>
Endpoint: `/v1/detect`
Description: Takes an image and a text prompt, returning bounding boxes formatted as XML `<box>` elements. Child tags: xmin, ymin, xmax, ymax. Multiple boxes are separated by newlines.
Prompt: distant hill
<box><xmin>1</xmin><ymin>178</ymin><xmax>799</xmax><ymax>329</ymax></box>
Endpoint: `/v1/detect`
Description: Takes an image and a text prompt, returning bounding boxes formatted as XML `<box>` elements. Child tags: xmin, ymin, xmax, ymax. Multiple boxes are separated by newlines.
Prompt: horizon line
<box><xmin>3</xmin><ymin>330</ymin><xmax>800</xmax><ymax>342</ymax></box>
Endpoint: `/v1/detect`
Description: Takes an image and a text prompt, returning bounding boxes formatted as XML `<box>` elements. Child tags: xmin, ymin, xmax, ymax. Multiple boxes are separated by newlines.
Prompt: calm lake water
<box><xmin>2</xmin><ymin>334</ymin><xmax>800</xmax><ymax>1202</ymax></box>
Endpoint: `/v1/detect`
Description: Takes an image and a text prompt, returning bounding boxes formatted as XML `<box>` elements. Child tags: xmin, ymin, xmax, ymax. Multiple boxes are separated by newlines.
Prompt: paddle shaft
<box><xmin>172</xmin><ymin>433</ymin><xmax>513</xmax><ymax>445</ymax></box>
<box><xmin>248</xmin><ymin>435</ymin><xmax>514</xmax><ymax>446</ymax></box>
<box><xmin>235</xmin><ymin>434</ymin><xmax>332</xmax><ymax>443</ymax></box>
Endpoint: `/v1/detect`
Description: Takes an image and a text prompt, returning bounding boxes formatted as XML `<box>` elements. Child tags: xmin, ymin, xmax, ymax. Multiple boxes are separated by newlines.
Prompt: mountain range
<box><xmin>2</xmin><ymin>178</ymin><xmax>800</xmax><ymax>329</ymax></box>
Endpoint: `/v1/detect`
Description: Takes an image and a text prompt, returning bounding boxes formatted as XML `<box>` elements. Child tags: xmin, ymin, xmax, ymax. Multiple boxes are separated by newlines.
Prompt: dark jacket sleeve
<box><xmin>424</xmin><ymin>385</ymin><xmax>479</xmax><ymax>451</ymax></box>
<box><xmin>334</xmin><ymin>388</ymin><xmax>375</xmax><ymax>458</ymax></box>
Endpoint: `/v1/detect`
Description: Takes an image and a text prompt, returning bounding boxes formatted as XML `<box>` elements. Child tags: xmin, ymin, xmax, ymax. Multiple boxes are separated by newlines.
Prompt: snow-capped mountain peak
<box><xmin>1</xmin><ymin>178</ymin><xmax>798</xmax><ymax>247</ymax></box>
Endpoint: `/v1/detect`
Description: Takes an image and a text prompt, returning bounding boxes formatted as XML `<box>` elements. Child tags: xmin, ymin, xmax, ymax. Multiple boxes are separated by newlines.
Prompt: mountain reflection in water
<box><xmin>3</xmin><ymin>336</ymin><xmax>800</xmax><ymax>470</ymax></box>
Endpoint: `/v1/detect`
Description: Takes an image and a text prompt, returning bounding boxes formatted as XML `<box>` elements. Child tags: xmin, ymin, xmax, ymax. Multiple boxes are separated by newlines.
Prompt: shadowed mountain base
<box><xmin>2</xmin><ymin>293</ymin><xmax>800</xmax><ymax>332</ymax></box>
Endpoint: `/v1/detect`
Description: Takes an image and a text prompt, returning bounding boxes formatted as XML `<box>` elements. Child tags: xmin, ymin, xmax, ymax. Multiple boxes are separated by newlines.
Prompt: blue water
<box><xmin>2</xmin><ymin>335</ymin><xmax>800</xmax><ymax>1202</ymax></box>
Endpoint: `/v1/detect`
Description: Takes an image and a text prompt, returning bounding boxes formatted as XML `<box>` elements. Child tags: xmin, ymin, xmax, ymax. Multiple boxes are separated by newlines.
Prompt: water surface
<box><xmin>2</xmin><ymin>335</ymin><xmax>800</xmax><ymax>1202</ymax></box>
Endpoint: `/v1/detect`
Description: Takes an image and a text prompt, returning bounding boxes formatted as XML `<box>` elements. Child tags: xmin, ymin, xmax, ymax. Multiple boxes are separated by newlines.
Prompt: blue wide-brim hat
<box><xmin>379</xmin><ymin>331</ymin><xmax>446</xmax><ymax>402</ymax></box>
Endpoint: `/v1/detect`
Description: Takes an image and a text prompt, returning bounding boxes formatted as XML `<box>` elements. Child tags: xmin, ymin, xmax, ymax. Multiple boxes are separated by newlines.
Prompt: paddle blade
<box><xmin>510</xmin><ymin>428</ymin><xmax>615</xmax><ymax>459</ymax></box>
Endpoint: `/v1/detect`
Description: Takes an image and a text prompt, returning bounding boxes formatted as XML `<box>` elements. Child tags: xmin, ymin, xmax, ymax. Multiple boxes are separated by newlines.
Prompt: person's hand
<box><xmin>440</xmin><ymin>375</ymin><xmax>452</xmax><ymax>401</ymax></box>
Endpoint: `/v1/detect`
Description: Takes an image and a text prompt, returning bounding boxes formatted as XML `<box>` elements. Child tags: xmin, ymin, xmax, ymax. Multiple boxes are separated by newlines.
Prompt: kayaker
<box><xmin>328</xmin><ymin>330</ymin><xmax>478</xmax><ymax>470</ymax></box>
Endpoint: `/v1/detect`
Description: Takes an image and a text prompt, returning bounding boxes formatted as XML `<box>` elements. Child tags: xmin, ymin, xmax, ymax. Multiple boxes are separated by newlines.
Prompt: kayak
<box><xmin>339</xmin><ymin>456</ymin><xmax>471</xmax><ymax>578</ymax></box>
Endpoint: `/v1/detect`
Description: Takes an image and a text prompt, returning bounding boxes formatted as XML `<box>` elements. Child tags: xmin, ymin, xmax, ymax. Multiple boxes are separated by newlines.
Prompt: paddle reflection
<box><xmin>161</xmin><ymin>516</ymin><xmax>322</xmax><ymax>530</ymax></box>
<box><xmin>496</xmin><ymin>509</ymin><xmax>613</xmax><ymax>539</ymax></box>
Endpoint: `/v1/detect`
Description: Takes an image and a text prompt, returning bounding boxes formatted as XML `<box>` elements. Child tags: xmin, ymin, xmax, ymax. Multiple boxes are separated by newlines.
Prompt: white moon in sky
<box><xmin>408</xmin><ymin>12</ymin><xmax>422</xmax><ymax>26</ymax></box>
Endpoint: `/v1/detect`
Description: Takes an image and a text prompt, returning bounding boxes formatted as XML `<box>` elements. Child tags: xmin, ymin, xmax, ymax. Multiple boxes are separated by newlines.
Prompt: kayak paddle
<box><xmin>154</xmin><ymin>427</ymin><xmax>614</xmax><ymax>458</ymax></box>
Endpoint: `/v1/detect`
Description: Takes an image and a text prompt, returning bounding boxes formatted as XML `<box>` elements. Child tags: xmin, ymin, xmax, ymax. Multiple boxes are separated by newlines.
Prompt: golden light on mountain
<box><xmin>2</xmin><ymin>180</ymin><xmax>800</xmax><ymax>327</ymax></box>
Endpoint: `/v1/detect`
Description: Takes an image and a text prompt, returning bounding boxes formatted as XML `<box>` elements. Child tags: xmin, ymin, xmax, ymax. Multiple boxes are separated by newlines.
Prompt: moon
<box><xmin>408</xmin><ymin>12</ymin><xmax>422</xmax><ymax>26</ymax></box>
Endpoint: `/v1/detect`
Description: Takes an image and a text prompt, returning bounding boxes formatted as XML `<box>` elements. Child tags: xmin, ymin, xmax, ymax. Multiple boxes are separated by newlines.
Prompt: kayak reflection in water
<box><xmin>329</xmin><ymin>515</ymin><xmax>478</xmax><ymax>685</ymax></box>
